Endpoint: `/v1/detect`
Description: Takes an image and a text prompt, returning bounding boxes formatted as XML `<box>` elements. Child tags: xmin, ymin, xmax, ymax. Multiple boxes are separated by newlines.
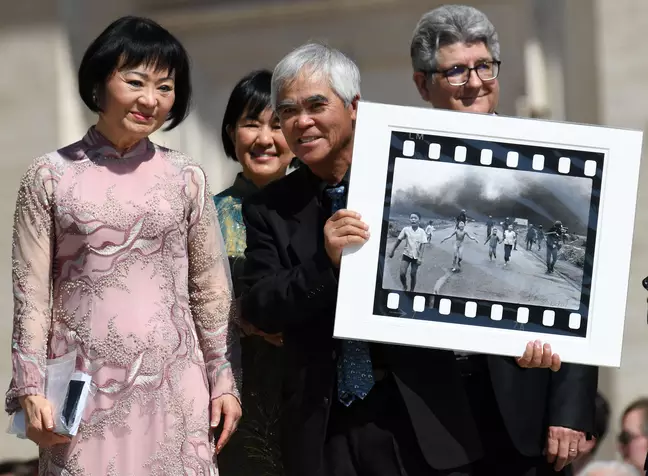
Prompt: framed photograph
<box><xmin>334</xmin><ymin>101</ymin><xmax>643</xmax><ymax>367</ymax></box>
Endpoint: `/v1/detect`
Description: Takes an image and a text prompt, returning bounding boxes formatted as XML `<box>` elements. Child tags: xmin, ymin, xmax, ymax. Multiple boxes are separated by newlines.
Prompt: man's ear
<box><xmin>412</xmin><ymin>72</ymin><xmax>430</xmax><ymax>102</ymax></box>
<box><xmin>349</xmin><ymin>94</ymin><xmax>360</xmax><ymax>121</ymax></box>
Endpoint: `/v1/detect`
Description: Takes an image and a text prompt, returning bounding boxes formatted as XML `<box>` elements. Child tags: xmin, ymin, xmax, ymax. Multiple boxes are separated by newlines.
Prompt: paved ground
<box><xmin>382</xmin><ymin>221</ymin><xmax>582</xmax><ymax>310</ymax></box>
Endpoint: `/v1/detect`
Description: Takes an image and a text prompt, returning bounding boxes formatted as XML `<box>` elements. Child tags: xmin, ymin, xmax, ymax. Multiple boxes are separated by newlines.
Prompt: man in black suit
<box><xmin>240</xmin><ymin>43</ymin><xmax>387</xmax><ymax>476</ymax></box>
<box><xmin>241</xmin><ymin>38</ymin><xmax>596</xmax><ymax>475</ymax></box>
<box><xmin>410</xmin><ymin>3</ymin><xmax>599</xmax><ymax>474</ymax></box>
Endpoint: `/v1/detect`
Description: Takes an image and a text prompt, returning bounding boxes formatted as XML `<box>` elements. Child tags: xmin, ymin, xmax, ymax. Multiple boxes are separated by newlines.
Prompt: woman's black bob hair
<box><xmin>220</xmin><ymin>69</ymin><xmax>274</xmax><ymax>161</ymax></box>
<box><xmin>78</xmin><ymin>16</ymin><xmax>191</xmax><ymax>131</ymax></box>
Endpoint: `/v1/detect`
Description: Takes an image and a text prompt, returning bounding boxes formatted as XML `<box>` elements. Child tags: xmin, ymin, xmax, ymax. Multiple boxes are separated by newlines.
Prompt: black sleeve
<box><xmin>547</xmin><ymin>363</ymin><xmax>599</xmax><ymax>435</ymax></box>
<box><xmin>239</xmin><ymin>201</ymin><xmax>338</xmax><ymax>334</ymax></box>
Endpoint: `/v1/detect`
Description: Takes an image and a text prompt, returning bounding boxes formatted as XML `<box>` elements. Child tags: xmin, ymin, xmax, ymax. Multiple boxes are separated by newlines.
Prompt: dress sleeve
<box><xmin>185</xmin><ymin>165</ymin><xmax>241</xmax><ymax>402</ymax></box>
<box><xmin>5</xmin><ymin>159</ymin><xmax>56</xmax><ymax>414</ymax></box>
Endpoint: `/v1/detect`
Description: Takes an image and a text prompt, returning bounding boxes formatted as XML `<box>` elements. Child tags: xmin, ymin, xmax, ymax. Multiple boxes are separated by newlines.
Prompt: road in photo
<box><xmin>383</xmin><ymin>218</ymin><xmax>582</xmax><ymax>308</ymax></box>
<box><xmin>381</xmin><ymin>158</ymin><xmax>593</xmax><ymax>310</ymax></box>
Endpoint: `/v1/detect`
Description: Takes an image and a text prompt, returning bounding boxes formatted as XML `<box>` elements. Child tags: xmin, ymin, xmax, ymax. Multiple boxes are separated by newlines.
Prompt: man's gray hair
<box><xmin>410</xmin><ymin>4</ymin><xmax>500</xmax><ymax>73</ymax></box>
<box><xmin>579</xmin><ymin>461</ymin><xmax>642</xmax><ymax>476</ymax></box>
<box><xmin>271</xmin><ymin>42</ymin><xmax>361</xmax><ymax>110</ymax></box>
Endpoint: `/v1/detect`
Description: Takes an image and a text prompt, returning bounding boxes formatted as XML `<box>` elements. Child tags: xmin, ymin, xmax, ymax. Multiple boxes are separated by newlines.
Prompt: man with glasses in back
<box><xmin>407</xmin><ymin>4</ymin><xmax>598</xmax><ymax>475</ymax></box>
<box><xmin>618</xmin><ymin>398</ymin><xmax>648</xmax><ymax>473</ymax></box>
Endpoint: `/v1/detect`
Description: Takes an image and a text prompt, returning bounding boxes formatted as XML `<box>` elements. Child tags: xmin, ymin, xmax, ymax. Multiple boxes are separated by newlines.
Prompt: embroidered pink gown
<box><xmin>5</xmin><ymin>127</ymin><xmax>241</xmax><ymax>475</ymax></box>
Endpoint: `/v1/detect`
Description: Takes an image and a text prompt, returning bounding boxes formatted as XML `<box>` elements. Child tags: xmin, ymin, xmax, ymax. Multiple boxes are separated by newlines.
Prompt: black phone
<box><xmin>62</xmin><ymin>379</ymin><xmax>86</xmax><ymax>427</ymax></box>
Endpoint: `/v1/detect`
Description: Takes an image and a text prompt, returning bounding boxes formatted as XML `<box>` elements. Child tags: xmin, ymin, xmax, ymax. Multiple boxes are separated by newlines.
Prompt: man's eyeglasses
<box><xmin>429</xmin><ymin>60</ymin><xmax>501</xmax><ymax>86</ymax></box>
<box><xmin>618</xmin><ymin>430</ymin><xmax>644</xmax><ymax>446</ymax></box>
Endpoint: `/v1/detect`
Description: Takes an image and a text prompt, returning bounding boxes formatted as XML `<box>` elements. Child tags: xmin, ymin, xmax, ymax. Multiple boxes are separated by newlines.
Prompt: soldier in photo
<box><xmin>537</xmin><ymin>224</ymin><xmax>545</xmax><ymax>250</ymax></box>
<box><xmin>545</xmin><ymin>221</ymin><xmax>565</xmax><ymax>273</ymax></box>
<box><xmin>526</xmin><ymin>224</ymin><xmax>537</xmax><ymax>250</ymax></box>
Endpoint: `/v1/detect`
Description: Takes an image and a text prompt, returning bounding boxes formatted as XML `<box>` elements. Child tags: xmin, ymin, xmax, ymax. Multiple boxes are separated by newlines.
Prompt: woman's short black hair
<box><xmin>221</xmin><ymin>70</ymin><xmax>273</xmax><ymax>161</ymax></box>
<box><xmin>78</xmin><ymin>16</ymin><xmax>192</xmax><ymax>131</ymax></box>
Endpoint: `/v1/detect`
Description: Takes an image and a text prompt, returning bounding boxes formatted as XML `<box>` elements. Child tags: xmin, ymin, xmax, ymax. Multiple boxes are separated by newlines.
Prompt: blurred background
<box><xmin>1</xmin><ymin>0</ymin><xmax>647</xmax><ymax>466</ymax></box>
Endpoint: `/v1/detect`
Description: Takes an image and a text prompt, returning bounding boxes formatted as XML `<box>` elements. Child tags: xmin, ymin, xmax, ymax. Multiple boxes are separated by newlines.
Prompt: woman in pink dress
<box><xmin>5</xmin><ymin>16</ymin><xmax>242</xmax><ymax>475</ymax></box>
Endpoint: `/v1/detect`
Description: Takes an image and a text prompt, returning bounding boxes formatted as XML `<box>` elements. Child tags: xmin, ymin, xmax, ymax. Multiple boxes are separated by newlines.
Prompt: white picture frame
<box><xmin>333</xmin><ymin>101</ymin><xmax>643</xmax><ymax>367</ymax></box>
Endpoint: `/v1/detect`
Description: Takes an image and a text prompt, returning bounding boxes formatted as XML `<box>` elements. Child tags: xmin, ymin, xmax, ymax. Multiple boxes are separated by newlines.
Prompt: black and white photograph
<box><xmin>382</xmin><ymin>157</ymin><xmax>593</xmax><ymax>311</ymax></box>
<box><xmin>335</xmin><ymin>102</ymin><xmax>641</xmax><ymax>366</ymax></box>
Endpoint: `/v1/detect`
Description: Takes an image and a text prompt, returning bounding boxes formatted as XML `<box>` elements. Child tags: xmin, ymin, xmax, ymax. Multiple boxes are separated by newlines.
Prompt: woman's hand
<box><xmin>211</xmin><ymin>394</ymin><xmax>242</xmax><ymax>454</ymax></box>
<box><xmin>19</xmin><ymin>395</ymin><xmax>71</xmax><ymax>447</ymax></box>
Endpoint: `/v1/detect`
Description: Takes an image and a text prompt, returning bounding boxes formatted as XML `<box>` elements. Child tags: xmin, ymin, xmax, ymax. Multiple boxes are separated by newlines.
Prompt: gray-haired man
<box><xmin>243</xmin><ymin>40</ymin><xmax>533</xmax><ymax>476</ymax></box>
<box><xmin>409</xmin><ymin>4</ymin><xmax>599</xmax><ymax>475</ymax></box>
<box><xmin>240</xmin><ymin>43</ymin><xmax>414</xmax><ymax>476</ymax></box>
<box><xmin>241</xmin><ymin>37</ymin><xmax>573</xmax><ymax>476</ymax></box>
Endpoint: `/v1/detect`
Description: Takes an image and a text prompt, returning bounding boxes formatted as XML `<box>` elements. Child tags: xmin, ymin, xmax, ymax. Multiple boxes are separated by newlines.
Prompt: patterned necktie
<box><xmin>324</xmin><ymin>185</ymin><xmax>375</xmax><ymax>406</ymax></box>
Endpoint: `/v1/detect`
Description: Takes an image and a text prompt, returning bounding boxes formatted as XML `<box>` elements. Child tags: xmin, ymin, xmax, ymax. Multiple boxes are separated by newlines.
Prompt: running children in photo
<box><xmin>484</xmin><ymin>227</ymin><xmax>501</xmax><ymax>261</ymax></box>
<box><xmin>425</xmin><ymin>220</ymin><xmax>435</xmax><ymax>242</ymax></box>
<box><xmin>389</xmin><ymin>212</ymin><xmax>428</xmax><ymax>291</ymax></box>
<box><xmin>441</xmin><ymin>221</ymin><xmax>478</xmax><ymax>272</ymax></box>
<box><xmin>503</xmin><ymin>224</ymin><xmax>517</xmax><ymax>266</ymax></box>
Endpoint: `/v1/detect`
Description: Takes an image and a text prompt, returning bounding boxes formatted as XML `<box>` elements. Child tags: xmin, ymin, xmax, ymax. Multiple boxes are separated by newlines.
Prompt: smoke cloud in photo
<box><xmin>390</xmin><ymin>158</ymin><xmax>593</xmax><ymax>234</ymax></box>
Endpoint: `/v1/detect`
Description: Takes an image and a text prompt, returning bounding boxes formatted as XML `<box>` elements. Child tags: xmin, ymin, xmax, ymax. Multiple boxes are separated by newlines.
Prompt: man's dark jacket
<box><xmin>239</xmin><ymin>165</ymin><xmax>598</xmax><ymax>475</ymax></box>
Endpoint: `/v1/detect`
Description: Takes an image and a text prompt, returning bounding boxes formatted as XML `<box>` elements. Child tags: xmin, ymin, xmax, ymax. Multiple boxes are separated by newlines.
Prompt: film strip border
<box><xmin>374</xmin><ymin>290</ymin><xmax>586</xmax><ymax>337</ymax></box>
<box><xmin>372</xmin><ymin>129</ymin><xmax>604</xmax><ymax>338</ymax></box>
<box><xmin>390</xmin><ymin>129</ymin><xmax>605</xmax><ymax>178</ymax></box>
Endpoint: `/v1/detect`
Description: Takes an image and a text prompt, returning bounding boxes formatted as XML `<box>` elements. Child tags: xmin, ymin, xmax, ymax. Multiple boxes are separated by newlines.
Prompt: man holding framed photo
<box><xmin>240</xmin><ymin>33</ymin><xmax>588</xmax><ymax>476</ymax></box>
<box><xmin>409</xmin><ymin>4</ymin><xmax>599</xmax><ymax>475</ymax></box>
